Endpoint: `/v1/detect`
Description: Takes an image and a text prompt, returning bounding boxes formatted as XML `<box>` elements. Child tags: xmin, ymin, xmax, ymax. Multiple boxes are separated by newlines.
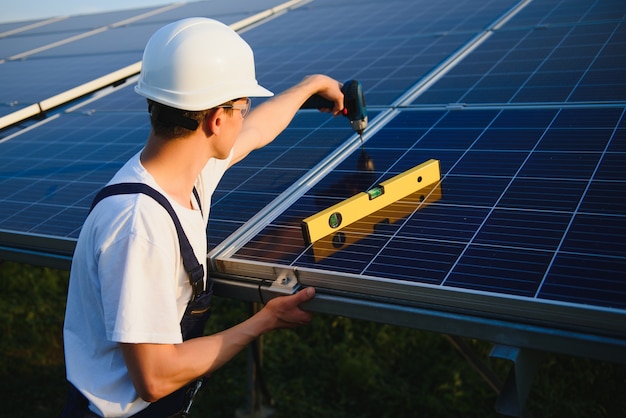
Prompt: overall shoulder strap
<box><xmin>90</xmin><ymin>183</ymin><xmax>205</xmax><ymax>297</ymax></box>
<box><xmin>192</xmin><ymin>187</ymin><xmax>202</xmax><ymax>214</ymax></box>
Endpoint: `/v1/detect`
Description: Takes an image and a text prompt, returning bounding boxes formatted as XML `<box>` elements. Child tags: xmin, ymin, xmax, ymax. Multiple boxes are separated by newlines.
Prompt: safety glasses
<box><xmin>217</xmin><ymin>97</ymin><xmax>251</xmax><ymax>118</ymax></box>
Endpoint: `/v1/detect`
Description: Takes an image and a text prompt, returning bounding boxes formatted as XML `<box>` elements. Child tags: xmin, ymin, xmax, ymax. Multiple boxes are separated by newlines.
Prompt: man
<box><xmin>62</xmin><ymin>17</ymin><xmax>344</xmax><ymax>417</ymax></box>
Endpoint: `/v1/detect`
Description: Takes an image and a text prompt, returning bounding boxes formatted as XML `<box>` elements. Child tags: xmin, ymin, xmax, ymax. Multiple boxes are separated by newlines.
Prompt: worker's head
<box><xmin>135</xmin><ymin>17</ymin><xmax>273</xmax><ymax>137</ymax></box>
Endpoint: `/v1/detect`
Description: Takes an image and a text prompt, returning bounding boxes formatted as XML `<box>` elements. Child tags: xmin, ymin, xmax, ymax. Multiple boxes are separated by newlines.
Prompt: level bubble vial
<box><xmin>328</xmin><ymin>212</ymin><xmax>342</xmax><ymax>229</ymax></box>
<box><xmin>367</xmin><ymin>185</ymin><xmax>385</xmax><ymax>200</ymax></box>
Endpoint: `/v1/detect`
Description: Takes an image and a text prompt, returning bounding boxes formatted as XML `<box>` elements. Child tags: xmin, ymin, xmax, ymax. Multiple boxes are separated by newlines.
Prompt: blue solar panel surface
<box><xmin>0</xmin><ymin>1</ymin><xmax>286</xmax><ymax>119</ymax></box>
<box><xmin>244</xmin><ymin>0</ymin><xmax>518</xmax><ymax>105</ymax></box>
<box><xmin>231</xmin><ymin>106</ymin><xmax>625</xmax><ymax>307</ymax></box>
<box><xmin>210</xmin><ymin>0</ymin><xmax>626</xmax><ymax>336</ymax></box>
<box><xmin>0</xmin><ymin>0</ymin><xmax>515</xmax><ymax>245</ymax></box>
<box><xmin>0</xmin><ymin>0</ymin><xmax>624</xmax><ymax>344</ymax></box>
<box><xmin>413</xmin><ymin>0</ymin><xmax>626</xmax><ymax>105</ymax></box>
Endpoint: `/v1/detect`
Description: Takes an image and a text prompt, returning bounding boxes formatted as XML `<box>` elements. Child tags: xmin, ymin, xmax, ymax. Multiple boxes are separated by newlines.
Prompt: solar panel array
<box><xmin>0</xmin><ymin>0</ymin><xmax>299</xmax><ymax>256</ymax></box>
<box><xmin>212</xmin><ymin>0</ymin><xmax>523</xmax><ymax>246</ymax></box>
<box><xmin>0</xmin><ymin>0</ymin><xmax>516</xmax><ymax>248</ymax></box>
<box><xmin>413</xmin><ymin>3</ymin><xmax>626</xmax><ymax>104</ymax></box>
<box><xmin>212</xmin><ymin>0</ymin><xmax>626</xmax><ymax>342</ymax></box>
<box><xmin>1</xmin><ymin>0</ymin><xmax>625</xmax><ymax>361</ymax></box>
<box><xmin>0</xmin><ymin>1</ymin><xmax>286</xmax><ymax>120</ymax></box>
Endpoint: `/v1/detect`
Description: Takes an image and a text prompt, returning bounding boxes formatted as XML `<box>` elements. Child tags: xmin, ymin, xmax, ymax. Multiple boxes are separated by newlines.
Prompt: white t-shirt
<box><xmin>63</xmin><ymin>150</ymin><xmax>231</xmax><ymax>417</ymax></box>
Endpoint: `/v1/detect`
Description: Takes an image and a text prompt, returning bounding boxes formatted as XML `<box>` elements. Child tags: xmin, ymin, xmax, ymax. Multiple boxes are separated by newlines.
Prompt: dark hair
<box><xmin>146</xmin><ymin>100</ymin><xmax>211</xmax><ymax>138</ymax></box>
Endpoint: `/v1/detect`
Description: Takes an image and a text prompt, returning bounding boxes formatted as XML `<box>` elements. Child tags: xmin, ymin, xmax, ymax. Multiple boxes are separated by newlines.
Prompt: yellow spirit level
<box><xmin>310</xmin><ymin>182</ymin><xmax>442</xmax><ymax>261</ymax></box>
<box><xmin>301</xmin><ymin>159</ymin><xmax>441</xmax><ymax>244</ymax></box>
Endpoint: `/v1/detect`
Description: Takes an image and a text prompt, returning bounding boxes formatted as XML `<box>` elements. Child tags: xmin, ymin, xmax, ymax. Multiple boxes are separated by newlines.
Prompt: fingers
<box><xmin>280</xmin><ymin>286</ymin><xmax>315</xmax><ymax>306</ymax></box>
<box><xmin>310</xmin><ymin>75</ymin><xmax>344</xmax><ymax>116</ymax></box>
<box><xmin>332</xmin><ymin>84</ymin><xmax>345</xmax><ymax>116</ymax></box>
<box><xmin>264</xmin><ymin>287</ymin><xmax>316</xmax><ymax>329</ymax></box>
<box><xmin>295</xmin><ymin>310</ymin><xmax>313</xmax><ymax>326</ymax></box>
<box><xmin>296</xmin><ymin>286</ymin><xmax>316</xmax><ymax>302</ymax></box>
<box><xmin>287</xmin><ymin>287</ymin><xmax>315</xmax><ymax>326</ymax></box>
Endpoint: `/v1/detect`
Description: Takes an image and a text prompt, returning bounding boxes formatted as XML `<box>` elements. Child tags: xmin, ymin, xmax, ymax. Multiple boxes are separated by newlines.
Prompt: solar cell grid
<box><xmin>504</xmin><ymin>0</ymin><xmax>625</xmax><ymax>28</ymax></box>
<box><xmin>0</xmin><ymin>0</ymin><xmax>624</xmax><ymax>357</ymax></box>
<box><xmin>0</xmin><ymin>20</ymin><xmax>41</xmax><ymax>35</ymax></box>
<box><xmin>144</xmin><ymin>0</ymin><xmax>288</xmax><ymax>23</ymax></box>
<box><xmin>11</xmin><ymin>7</ymin><xmax>162</xmax><ymax>35</ymax></box>
<box><xmin>245</xmin><ymin>0</ymin><xmax>518</xmax><ymax>106</ymax></box>
<box><xmin>226</xmin><ymin>105</ymin><xmax>626</xmax><ymax>329</ymax></box>
<box><xmin>0</xmin><ymin>110</ymin><xmax>147</xmax><ymax>237</ymax></box>
<box><xmin>0</xmin><ymin>1</ymin><xmax>287</xmax><ymax>123</ymax></box>
<box><xmin>0</xmin><ymin>30</ymin><xmax>82</xmax><ymax>59</ymax></box>
<box><xmin>1</xmin><ymin>53</ymin><xmax>142</xmax><ymax>109</ymax></box>
<box><xmin>413</xmin><ymin>5</ymin><xmax>626</xmax><ymax>105</ymax></box>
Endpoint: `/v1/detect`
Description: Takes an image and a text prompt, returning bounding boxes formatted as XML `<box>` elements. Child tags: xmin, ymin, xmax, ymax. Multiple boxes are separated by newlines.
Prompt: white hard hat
<box><xmin>135</xmin><ymin>17</ymin><xmax>273</xmax><ymax>111</ymax></box>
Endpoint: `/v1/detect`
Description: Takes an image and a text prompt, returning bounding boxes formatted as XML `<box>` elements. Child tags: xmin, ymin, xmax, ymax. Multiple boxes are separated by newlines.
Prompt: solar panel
<box><xmin>1</xmin><ymin>0</ymin><xmax>625</xmax><ymax>368</ymax></box>
<box><xmin>0</xmin><ymin>1</ymin><xmax>290</xmax><ymax>121</ymax></box>
<box><xmin>207</xmin><ymin>0</ymin><xmax>626</xmax><ymax>356</ymax></box>
<box><xmin>241</xmin><ymin>0</ymin><xmax>519</xmax><ymax>106</ymax></box>
<box><xmin>0</xmin><ymin>7</ymin><xmax>159</xmax><ymax>119</ymax></box>
<box><xmin>220</xmin><ymin>106</ymin><xmax>625</xmax><ymax>307</ymax></box>
<box><xmin>0</xmin><ymin>0</ymin><xmax>308</xmax><ymax>262</ymax></box>
<box><xmin>413</xmin><ymin>1</ymin><xmax>626</xmax><ymax>105</ymax></box>
<box><xmin>0</xmin><ymin>0</ymin><xmax>515</xmax><ymax>252</ymax></box>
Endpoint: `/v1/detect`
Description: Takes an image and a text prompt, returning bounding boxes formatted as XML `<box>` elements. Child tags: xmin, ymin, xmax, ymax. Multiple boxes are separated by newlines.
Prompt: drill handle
<box><xmin>301</xmin><ymin>80</ymin><xmax>367</xmax><ymax>135</ymax></box>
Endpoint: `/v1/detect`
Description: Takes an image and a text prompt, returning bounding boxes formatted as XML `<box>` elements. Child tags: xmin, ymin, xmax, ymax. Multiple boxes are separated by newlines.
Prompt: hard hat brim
<box><xmin>135</xmin><ymin>81</ymin><xmax>274</xmax><ymax>112</ymax></box>
<box><xmin>243</xmin><ymin>84</ymin><xmax>274</xmax><ymax>100</ymax></box>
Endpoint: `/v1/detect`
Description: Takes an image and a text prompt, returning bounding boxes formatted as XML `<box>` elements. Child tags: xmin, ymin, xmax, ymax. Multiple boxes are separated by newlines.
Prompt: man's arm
<box><xmin>120</xmin><ymin>287</ymin><xmax>315</xmax><ymax>402</ymax></box>
<box><xmin>229</xmin><ymin>74</ymin><xmax>344</xmax><ymax>167</ymax></box>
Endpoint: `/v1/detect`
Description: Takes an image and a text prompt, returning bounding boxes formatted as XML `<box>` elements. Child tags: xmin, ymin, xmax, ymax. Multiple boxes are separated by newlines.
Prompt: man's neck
<box><xmin>140</xmin><ymin>132</ymin><xmax>209</xmax><ymax>209</ymax></box>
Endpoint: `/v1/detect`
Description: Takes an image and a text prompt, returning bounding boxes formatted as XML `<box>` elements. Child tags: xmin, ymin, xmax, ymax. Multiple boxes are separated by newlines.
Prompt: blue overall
<box><xmin>60</xmin><ymin>183</ymin><xmax>213</xmax><ymax>418</ymax></box>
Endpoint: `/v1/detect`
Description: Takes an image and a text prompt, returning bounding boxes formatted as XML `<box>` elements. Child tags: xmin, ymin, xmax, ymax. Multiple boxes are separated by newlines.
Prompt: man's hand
<box><xmin>263</xmin><ymin>286</ymin><xmax>316</xmax><ymax>329</ymax></box>
<box><xmin>301</xmin><ymin>74</ymin><xmax>344</xmax><ymax>116</ymax></box>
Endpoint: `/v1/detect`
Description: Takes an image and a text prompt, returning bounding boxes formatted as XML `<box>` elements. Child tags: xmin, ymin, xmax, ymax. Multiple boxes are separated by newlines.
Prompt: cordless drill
<box><xmin>301</xmin><ymin>79</ymin><xmax>368</xmax><ymax>139</ymax></box>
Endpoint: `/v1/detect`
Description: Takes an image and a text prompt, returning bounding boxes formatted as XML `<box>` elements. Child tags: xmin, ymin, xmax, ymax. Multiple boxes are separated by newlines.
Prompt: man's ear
<box><xmin>202</xmin><ymin>108</ymin><xmax>222</xmax><ymax>136</ymax></box>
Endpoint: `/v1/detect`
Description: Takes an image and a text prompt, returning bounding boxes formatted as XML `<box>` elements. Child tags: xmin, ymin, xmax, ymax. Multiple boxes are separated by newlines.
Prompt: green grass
<box><xmin>0</xmin><ymin>260</ymin><xmax>624</xmax><ymax>417</ymax></box>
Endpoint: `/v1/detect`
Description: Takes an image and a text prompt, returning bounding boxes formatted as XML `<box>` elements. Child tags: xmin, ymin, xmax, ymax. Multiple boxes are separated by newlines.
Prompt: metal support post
<box><xmin>490</xmin><ymin>345</ymin><xmax>542</xmax><ymax>417</ymax></box>
<box><xmin>235</xmin><ymin>302</ymin><xmax>275</xmax><ymax>418</ymax></box>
